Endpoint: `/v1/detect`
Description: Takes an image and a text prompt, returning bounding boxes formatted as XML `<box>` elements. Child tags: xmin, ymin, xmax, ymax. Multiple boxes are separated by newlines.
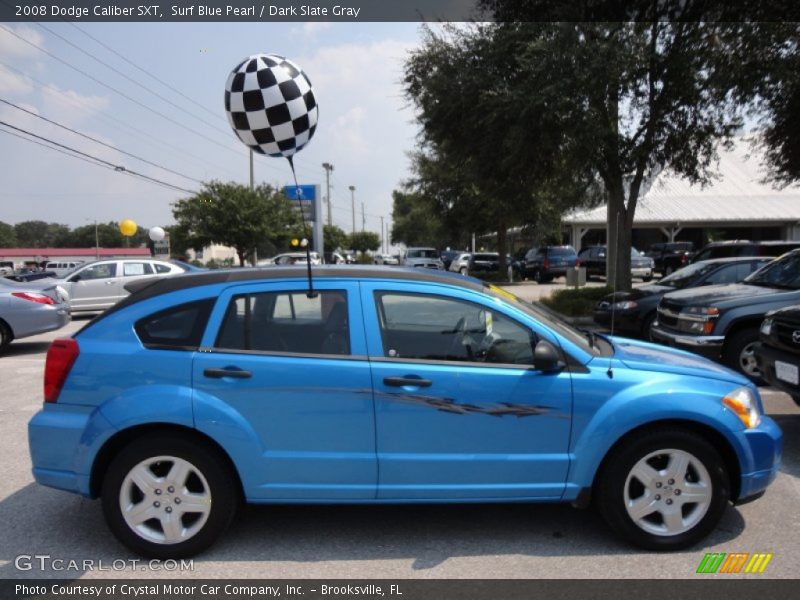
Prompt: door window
<box><xmin>215</xmin><ymin>290</ymin><xmax>350</xmax><ymax>355</ymax></box>
<box><xmin>76</xmin><ymin>263</ymin><xmax>117</xmax><ymax>280</ymax></box>
<box><xmin>122</xmin><ymin>262</ymin><xmax>153</xmax><ymax>276</ymax></box>
<box><xmin>375</xmin><ymin>292</ymin><xmax>535</xmax><ymax>365</ymax></box>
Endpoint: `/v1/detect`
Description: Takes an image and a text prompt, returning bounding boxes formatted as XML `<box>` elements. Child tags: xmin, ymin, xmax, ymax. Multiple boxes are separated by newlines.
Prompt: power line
<box><xmin>0</xmin><ymin>124</ymin><xmax>118</xmax><ymax>172</ymax></box>
<box><xmin>0</xmin><ymin>60</ymin><xmax>241</xmax><ymax>180</ymax></box>
<box><xmin>0</xmin><ymin>23</ymin><xmax>247</xmax><ymax>159</ymax></box>
<box><xmin>0</xmin><ymin>119</ymin><xmax>197</xmax><ymax>194</ymax></box>
<box><xmin>37</xmin><ymin>22</ymin><xmax>235</xmax><ymax>140</ymax></box>
<box><xmin>0</xmin><ymin>97</ymin><xmax>204</xmax><ymax>185</ymax></box>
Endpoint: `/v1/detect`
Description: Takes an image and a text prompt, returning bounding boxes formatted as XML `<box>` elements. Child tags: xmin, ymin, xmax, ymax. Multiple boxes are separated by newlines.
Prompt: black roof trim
<box><xmin>79</xmin><ymin>266</ymin><xmax>484</xmax><ymax>336</ymax></box>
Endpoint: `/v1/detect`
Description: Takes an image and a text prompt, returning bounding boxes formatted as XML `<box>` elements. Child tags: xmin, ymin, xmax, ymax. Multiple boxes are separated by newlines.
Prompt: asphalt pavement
<box><xmin>1</xmin><ymin>285</ymin><xmax>798</xmax><ymax>580</ymax></box>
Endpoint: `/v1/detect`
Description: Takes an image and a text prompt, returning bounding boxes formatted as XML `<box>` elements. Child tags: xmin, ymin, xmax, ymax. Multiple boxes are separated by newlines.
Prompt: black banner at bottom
<box><xmin>3</xmin><ymin>579</ymin><xmax>797</xmax><ymax>600</ymax></box>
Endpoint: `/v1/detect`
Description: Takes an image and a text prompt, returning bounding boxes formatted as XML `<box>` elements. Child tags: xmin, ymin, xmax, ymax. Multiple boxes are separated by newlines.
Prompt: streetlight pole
<box><xmin>349</xmin><ymin>185</ymin><xmax>356</xmax><ymax>234</ymax></box>
<box><xmin>249</xmin><ymin>149</ymin><xmax>257</xmax><ymax>265</ymax></box>
<box><xmin>380</xmin><ymin>216</ymin><xmax>384</xmax><ymax>253</ymax></box>
<box><xmin>322</xmin><ymin>162</ymin><xmax>334</xmax><ymax>227</ymax></box>
<box><xmin>361</xmin><ymin>199</ymin><xmax>365</xmax><ymax>232</ymax></box>
<box><xmin>94</xmin><ymin>220</ymin><xmax>99</xmax><ymax>259</ymax></box>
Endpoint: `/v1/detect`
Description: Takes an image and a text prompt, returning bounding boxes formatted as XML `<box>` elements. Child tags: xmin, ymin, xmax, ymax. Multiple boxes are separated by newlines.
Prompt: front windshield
<box><xmin>658</xmin><ymin>262</ymin><xmax>716</xmax><ymax>288</ymax></box>
<box><xmin>484</xmin><ymin>284</ymin><xmax>610</xmax><ymax>356</ymax></box>
<box><xmin>744</xmin><ymin>253</ymin><xmax>800</xmax><ymax>289</ymax></box>
<box><xmin>408</xmin><ymin>249</ymin><xmax>438</xmax><ymax>259</ymax></box>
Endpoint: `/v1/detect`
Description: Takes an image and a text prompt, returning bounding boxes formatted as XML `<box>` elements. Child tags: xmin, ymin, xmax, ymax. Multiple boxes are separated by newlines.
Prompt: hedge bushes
<box><xmin>540</xmin><ymin>286</ymin><xmax>612</xmax><ymax>317</ymax></box>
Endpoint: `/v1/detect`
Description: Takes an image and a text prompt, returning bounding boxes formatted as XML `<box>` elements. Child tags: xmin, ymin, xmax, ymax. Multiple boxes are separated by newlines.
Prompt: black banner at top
<box><xmin>2</xmin><ymin>0</ymin><xmax>800</xmax><ymax>22</ymax></box>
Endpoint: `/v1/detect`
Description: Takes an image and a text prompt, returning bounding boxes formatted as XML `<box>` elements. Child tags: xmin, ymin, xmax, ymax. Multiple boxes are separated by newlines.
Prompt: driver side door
<box><xmin>360</xmin><ymin>282</ymin><xmax>573</xmax><ymax>500</ymax></box>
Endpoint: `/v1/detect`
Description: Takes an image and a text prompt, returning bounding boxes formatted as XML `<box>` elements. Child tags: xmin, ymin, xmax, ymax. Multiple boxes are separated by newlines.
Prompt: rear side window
<box><xmin>135</xmin><ymin>299</ymin><xmax>214</xmax><ymax>350</ymax></box>
<box><xmin>215</xmin><ymin>290</ymin><xmax>350</xmax><ymax>355</ymax></box>
<box><xmin>123</xmin><ymin>262</ymin><xmax>153</xmax><ymax>276</ymax></box>
<box><xmin>78</xmin><ymin>263</ymin><xmax>117</xmax><ymax>280</ymax></box>
<box><xmin>548</xmin><ymin>247</ymin><xmax>576</xmax><ymax>257</ymax></box>
<box><xmin>154</xmin><ymin>263</ymin><xmax>172</xmax><ymax>274</ymax></box>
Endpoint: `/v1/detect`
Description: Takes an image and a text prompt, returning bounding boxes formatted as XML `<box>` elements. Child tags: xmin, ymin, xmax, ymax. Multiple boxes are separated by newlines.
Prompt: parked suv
<box><xmin>516</xmin><ymin>246</ymin><xmax>578</xmax><ymax>283</ymax></box>
<box><xmin>57</xmin><ymin>259</ymin><xmax>188</xmax><ymax>313</ymax></box>
<box><xmin>645</xmin><ymin>242</ymin><xmax>694</xmax><ymax>276</ymax></box>
<box><xmin>578</xmin><ymin>246</ymin><xmax>654</xmax><ymax>281</ymax></box>
<box><xmin>756</xmin><ymin>305</ymin><xmax>800</xmax><ymax>406</ymax></box>
<box><xmin>45</xmin><ymin>261</ymin><xmax>85</xmax><ymax>277</ymax></box>
<box><xmin>594</xmin><ymin>257</ymin><xmax>771</xmax><ymax>339</ymax></box>
<box><xmin>402</xmin><ymin>247</ymin><xmax>444</xmax><ymax>269</ymax></box>
<box><xmin>651</xmin><ymin>249</ymin><xmax>800</xmax><ymax>381</ymax></box>
<box><xmin>691</xmin><ymin>240</ymin><xmax>800</xmax><ymax>264</ymax></box>
<box><xmin>28</xmin><ymin>266</ymin><xmax>781</xmax><ymax>557</ymax></box>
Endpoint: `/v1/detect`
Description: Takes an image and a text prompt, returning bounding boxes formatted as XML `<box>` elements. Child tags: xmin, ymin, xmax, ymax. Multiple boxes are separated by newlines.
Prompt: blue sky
<box><xmin>0</xmin><ymin>22</ymin><xmax>423</xmax><ymax>239</ymax></box>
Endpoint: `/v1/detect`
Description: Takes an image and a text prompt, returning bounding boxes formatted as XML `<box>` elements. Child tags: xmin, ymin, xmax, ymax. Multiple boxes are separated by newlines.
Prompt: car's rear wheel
<box><xmin>597</xmin><ymin>428</ymin><xmax>729</xmax><ymax>550</ymax></box>
<box><xmin>723</xmin><ymin>328</ymin><xmax>762</xmax><ymax>383</ymax></box>
<box><xmin>0</xmin><ymin>320</ymin><xmax>12</xmax><ymax>351</ymax></box>
<box><xmin>459</xmin><ymin>267</ymin><xmax>468</xmax><ymax>275</ymax></box>
<box><xmin>664</xmin><ymin>265</ymin><xmax>675</xmax><ymax>276</ymax></box>
<box><xmin>101</xmin><ymin>433</ymin><xmax>238</xmax><ymax>558</ymax></box>
<box><xmin>640</xmin><ymin>312</ymin><xmax>657</xmax><ymax>341</ymax></box>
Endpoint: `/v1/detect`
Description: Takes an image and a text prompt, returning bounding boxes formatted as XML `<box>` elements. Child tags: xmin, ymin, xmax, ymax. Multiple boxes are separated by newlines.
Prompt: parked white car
<box><xmin>45</xmin><ymin>260</ymin><xmax>85</xmax><ymax>278</ymax></box>
<box><xmin>56</xmin><ymin>259</ymin><xmax>188</xmax><ymax>313</ymax></box>
<box><xmin>259</xmin><ymin>252</ymin><xmax>322</xmax><ymax>266</ymax></box>
<box><xmin>448</xmin><ymin>253</ymin><xmax>471</xmax><ymax>274</ymax></box>
<box><xmin>374</xmin><ymin>253</ymin><xmax>400</xmax><ymax>265</ymax></box>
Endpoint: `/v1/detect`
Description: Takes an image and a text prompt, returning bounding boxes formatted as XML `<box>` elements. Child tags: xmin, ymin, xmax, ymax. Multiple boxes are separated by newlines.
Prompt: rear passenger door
<box><xmin>192</xmin><ymin>281</ymin><xmax>376</xmax><ymax>500</ymax></box>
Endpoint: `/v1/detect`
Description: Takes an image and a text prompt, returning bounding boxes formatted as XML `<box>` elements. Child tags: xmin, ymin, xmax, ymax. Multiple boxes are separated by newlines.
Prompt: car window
<box><xmin>76</xmin><ymin>263</ymin><xmax>117</xmax><ymax>280</ymax></box>
<box><xmin>744</xmin><ymin>252</ymin><xmax>800</xmax><ymax>290</ymax></box>
<box><xmin>549</xmin><ymin>247</ymin><xmax>575</xmax><ymax>257</ymax></box>
<box><xmin>123</xmin><ymin>262</ymin><xmax>153</xmax><ymax>276</ymax></box>
<box><xmin>375</xmin><ymin>292</ymin><xmax>535</xmax><ymax>365</ymax></box>
<box><xmin>704</xmin><ymin>264</ymin><xmax>741</xmax><ymax>285</ymax></box>
<box><xmin>154</xmin><ymin>263</ymin><xmax>173</xmax><ymax>274</ymax></box>
<box><xmin>215</xmin><ymin>290</ymin><xmax>350</xmax><ymax>355</ymax></box>
<box><xmin>135</xmin><ymin>299</ymin><xmax>215</xmax><ymax>350</ymax></box>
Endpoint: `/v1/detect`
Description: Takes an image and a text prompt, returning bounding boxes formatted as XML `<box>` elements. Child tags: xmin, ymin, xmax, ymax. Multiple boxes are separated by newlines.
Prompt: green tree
<box><xmin>172</xmin><ymin>181</ymin><xmax>300</xmax><ymax>267</ymax></box>
<box><xmin>471</xmin><ymin>4</ymin><xmax>795</xmax><ymax>289</ymax></box>
<box><xmin>390</xmin><ymin>188</ymin><xmax>445</xmax><ymax>248</ymax></box>
<box><xmin>0</xmin><ymin>221</ymin><xmax>17</xmax><ymax>247</ymax></box>
<box><xmin>323</xmin><ymin>224</ymin><xmax>349</xmax><ymax>252</ymax></box>
<box><xmin>13</xmin><ymin>221</ymin><xmax>71</xmax><ymax>247</ymax></box>
<box><xmin>348</xmin><ymin>231</ymin><xmax>381</xmax><ymax>255</ymax></box>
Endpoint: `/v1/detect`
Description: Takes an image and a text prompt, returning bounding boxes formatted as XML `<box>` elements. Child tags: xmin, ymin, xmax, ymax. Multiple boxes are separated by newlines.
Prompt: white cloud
<box><xmin>40</xmin><ymin>86</ymin><xmax>111</xmax><ymax>127</ymax></box>
<box><xmin>331</xmin><ymin>105</ymin><xmax>368</xmax><ymax>155</ymax></box>
<box><xmin>0</xmin><ymin>24</ymin><xmax>45</xmax><ymax>59</ymax></box>
<box><xmin>0</xmin><ymin>66</ymin><xmax>33</xmax><ymax>95</ymax></box>
<box><xmin>289</xmin><ymin>22</ymin><xmax>333</xmax><ymax>38</ymax></box>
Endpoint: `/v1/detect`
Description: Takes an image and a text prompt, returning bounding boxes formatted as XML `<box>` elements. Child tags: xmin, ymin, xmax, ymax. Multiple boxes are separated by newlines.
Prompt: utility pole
<box><xmin>349</xmin><ymin>185</ymin><xmax>356</xmax><ymax>234</ymax></box>
<box><xmin>249</xmin><ymin>149</ymin><xmax>257</xmax><ymax>265</ymax></box>
<box><xmin>322</xmin><ymin>162</ymin><xmax>334</xmax><ymax>227</ymax></box>
<box><xmin>361</xmin><ymin>198</ymin><xmax>366</xmax><ymax>232</ymax></box>
<box><xmin>380</xmin><ymin>216</ymin><xmax>384</xmax><ymax>252</ymax></box>
<box><xmin>94</xmin><ymin>220</ymin><xmax>99</xmax><ymax>259</ymax></box>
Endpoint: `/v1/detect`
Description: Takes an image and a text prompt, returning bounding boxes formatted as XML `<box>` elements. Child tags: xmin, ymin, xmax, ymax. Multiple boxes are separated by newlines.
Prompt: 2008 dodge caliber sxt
<box><xmin>28</xmin><ymin>267</ymin><xmax>781</xmax><ymax>557</ymax></box>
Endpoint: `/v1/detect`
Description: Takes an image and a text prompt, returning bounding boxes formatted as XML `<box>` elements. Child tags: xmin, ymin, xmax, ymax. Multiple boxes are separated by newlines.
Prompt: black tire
<box><xmin>792</xmin><ymin>394</ymin><xmax>800</xmax><ymax>408</ymax></box>
<box><xmin>0</xmin><ymin>320</ymin><xmax>12</xmax><ymax>352</ymax></box>
<box><xmin>640</xmin><ymin>312</ymin><xmax>657</xmax><ymax>341</ymax></box>
<box><xmin>722</xmin><ymin>328</ymin><xmax>763</xmax><ymax>383</ymax></box>
<box><xmin>101</xmin><ymin>432</ymin><xmax>239</xmax><ymax>558</ymax></box>
<box><xmin>541</xmin><ymin>275</ymin><xmax>554</xmax><ymax>284</ymax></box>
<box><xmin>664</xmin><ymin>265</ymin><xmax>674</xmax><ymax>276</ymax></box>
<box><xmin>596</xmin><ymin>428</ymin><xmax>729</xmax><ymax>551</ymax></box>
<box><xmin>642</xmin><ymin>275</ymin><xmax>653</xmax><ymax>282</ymax></box>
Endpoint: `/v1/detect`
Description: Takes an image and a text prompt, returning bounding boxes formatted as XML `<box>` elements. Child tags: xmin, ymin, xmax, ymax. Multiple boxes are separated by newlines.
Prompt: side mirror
<box><xmin>68</xmin><ymin>274</ymin><xmax>81</xmax><ymax>282</ymax></box>
<box><xmin>533</xmin><ymin>339</ymin><xmax>563</xmax><ymax>373</ymax></box>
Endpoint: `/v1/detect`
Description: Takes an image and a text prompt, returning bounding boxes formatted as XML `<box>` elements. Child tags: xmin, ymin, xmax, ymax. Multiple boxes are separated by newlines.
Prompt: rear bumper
<box><xmin>631</xmin><ymin>267</ymin><xmax>653</xmax><ymax>278</ymax></box>
<box><xmin>28</xmin><ymin>404</ymin><xmax>114</xmax><ymax>498</ymax></box>
<box><xmin>650</xmin><ymin>325</ymin><xmax>723</xmax><ymax>360</ymax></box>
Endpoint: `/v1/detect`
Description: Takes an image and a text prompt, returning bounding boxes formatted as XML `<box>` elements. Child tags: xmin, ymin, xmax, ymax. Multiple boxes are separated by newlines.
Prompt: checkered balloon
<box><xmin>224</xmin><ymin>54</ymin><xmax>318</xmax><ymax>158</ymax></box>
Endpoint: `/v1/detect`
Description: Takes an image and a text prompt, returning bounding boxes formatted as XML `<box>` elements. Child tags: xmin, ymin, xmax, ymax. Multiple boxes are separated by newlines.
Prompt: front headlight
<box><xmin>611</xmin><ymin>300</ymin><xmax>638</xmax><ymax>310</ymax></box>
<box><xmin>722</xmin><ymin>386</ymin><xmax>761</xmax><ymax>429</ymax></box>
<box><xmin>760</xmin><ymin>318</ymin><xmax>773</xmax><ymax>336</ymax></box>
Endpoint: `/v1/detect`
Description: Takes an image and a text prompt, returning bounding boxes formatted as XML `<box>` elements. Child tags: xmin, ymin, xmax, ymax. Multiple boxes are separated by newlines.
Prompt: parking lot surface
<box><xmin>2</xmin><ymin>287</ymin><xmax>798</xmax><ymax>580</ymax></box>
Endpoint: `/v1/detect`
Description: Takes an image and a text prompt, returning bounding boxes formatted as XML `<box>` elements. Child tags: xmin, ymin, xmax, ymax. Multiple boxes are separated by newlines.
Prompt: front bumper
<box><xmin>755</xmin><ymin>342</ymin><xmax>800</xmax><ymax>402</ymax></box>
<box><xmin>650</xmin><ymin>324</ymin><xmax>724</xmax><ymax>360</ymax></box>
<box><xmin>736</xmin><ymin>415</ymin><xmax>783</xmax><ymax>502</ymax></box>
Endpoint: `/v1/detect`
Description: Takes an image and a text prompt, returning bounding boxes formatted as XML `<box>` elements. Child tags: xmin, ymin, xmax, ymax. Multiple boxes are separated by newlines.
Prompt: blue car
<box><xmin>28</xmin><ymin>267</ymin><xmax>781</xmax><ymax>557</ymax></box>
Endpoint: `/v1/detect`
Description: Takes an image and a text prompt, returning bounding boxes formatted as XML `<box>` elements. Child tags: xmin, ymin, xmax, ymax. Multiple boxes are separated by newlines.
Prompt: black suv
<box><xmin>515</xmin><ymin>246</ymin><xmax>577</xmax><ymax>283</ymax></box>
<box><xmin>577</xmin><ymin>246</ymin><xmax>654</xmax><ymax>282</ymax></box>
<box><xmin>645</xmin><ymin>242</ymin><xmax>694</xmax><ymax>275</ymax></box>
<box><xmin>756</xmin><ymin>305</ymin><xmax>800</xmax><ymax>406</ymax></box>
<box><xmin>691</xmin><ymin>240</ymin><xmax>800</xmax><ymax>264</ymax></box>
<box><xmin>651</xmin><ymin>249</ymin><xmax>800</xmax><ymax>381</ymax></box>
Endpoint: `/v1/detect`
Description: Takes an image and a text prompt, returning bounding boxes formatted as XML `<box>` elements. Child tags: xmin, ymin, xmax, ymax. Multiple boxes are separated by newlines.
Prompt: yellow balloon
<box><xmin>119</xmin><ymin>219</ymin><xmax>137</xmax><ymax>237</ymax></box>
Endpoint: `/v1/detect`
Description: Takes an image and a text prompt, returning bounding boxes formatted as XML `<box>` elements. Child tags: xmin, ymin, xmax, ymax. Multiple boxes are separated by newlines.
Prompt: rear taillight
<box><xmin>44</xmin><ymin>338</ymin><xmax>79</xmax><ymax>403</ymax></box>
<box><xmin>576</xmin><ymin>259</ymin><xmax>582</xmax><ymax>267</ymax></box>
<box><xmin>543</xmin><ymin>259</ymin><xmax>550</xmax><ymax>269</ymax></box>
<box><xmin>681</xmin><ymin>255</ymin><xmax>688</xmax><ymax>264</ymax></box>
<box><xmin>12</xmin><ymin>292</ymin><xmax>55</xmax><ymax>305</ymax></box>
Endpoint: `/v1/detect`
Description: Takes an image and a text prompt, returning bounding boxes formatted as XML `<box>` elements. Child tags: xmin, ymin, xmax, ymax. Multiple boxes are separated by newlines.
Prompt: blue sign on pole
<box><xmin>283</xmin><ymin>185</ymin><xmax>317</xmax><ymax>201</ymax></box>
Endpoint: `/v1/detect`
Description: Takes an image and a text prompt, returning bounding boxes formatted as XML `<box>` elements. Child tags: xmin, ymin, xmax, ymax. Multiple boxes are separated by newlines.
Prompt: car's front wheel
<box><xmin>723</xmin><ymin>328</ymin><xmax>762</xmax><ymax>383</ymax></box>
<box><xmin>597</xmin><ymin>428</ymin><xmax>729</xmax><ymax>550</ymax></box>
<box><xmin>101</xmin><ymin>433</ymin><xmax>238</xmax><ymax>558</ymax></box>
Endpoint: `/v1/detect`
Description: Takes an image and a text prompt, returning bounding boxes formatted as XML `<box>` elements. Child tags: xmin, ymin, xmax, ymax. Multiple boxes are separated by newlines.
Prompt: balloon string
<box><xmin>286</xmin><ymin>155</ymin><xmax>316</xmax><ymax>298</ymax></box>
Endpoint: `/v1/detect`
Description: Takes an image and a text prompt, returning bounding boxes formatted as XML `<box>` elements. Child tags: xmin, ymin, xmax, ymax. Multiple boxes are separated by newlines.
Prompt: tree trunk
<box><xmin>606</xmin><ymin>185</ymin><xmax>633</xmax><ymax>292</ymax></box>
<box><xmin>237</xmin><ymin>249</ymin><xmax>246</xmax><ymax>268</ymax></box>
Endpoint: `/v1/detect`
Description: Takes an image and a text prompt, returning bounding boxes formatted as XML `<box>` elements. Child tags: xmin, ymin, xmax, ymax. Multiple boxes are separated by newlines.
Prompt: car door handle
<box><xmin>204</xmin><ymin>368</ymin><xmax>252</xmax><ymax>379</ymax></box>
<box><xmin>105</xmin><ymin>280</ymin><xmax>116</xmax><ymax>285</ymax></box>
<box><xmin>383</xmin><ymin>376</ymin><xmax>432</xmax><ymax>388</ymax></box>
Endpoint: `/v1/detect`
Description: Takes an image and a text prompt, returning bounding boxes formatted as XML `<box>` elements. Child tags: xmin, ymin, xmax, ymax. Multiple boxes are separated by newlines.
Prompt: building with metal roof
<box><xmin>563</xmin><ymin>138</ymin><xmax>800</xmax><ymax>251</ymax></box>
